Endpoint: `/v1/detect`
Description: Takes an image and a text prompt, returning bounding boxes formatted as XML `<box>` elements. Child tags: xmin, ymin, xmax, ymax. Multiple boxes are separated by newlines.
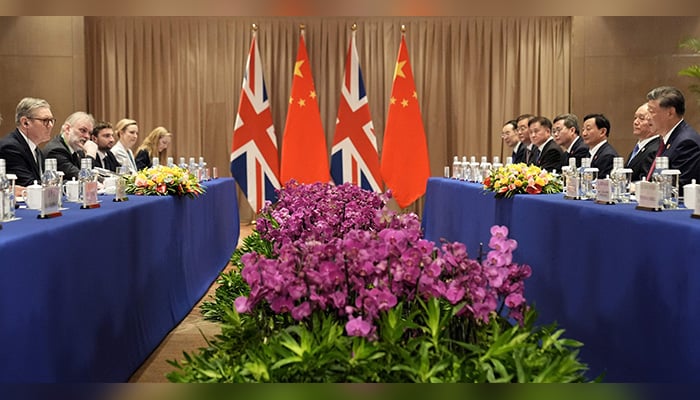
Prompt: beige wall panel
<box><xmin>0</xmin><ymin>16</ymin><xmax>73</xmax><ymax>56</ymax></box>
<box><xmin>0</xmin><ymin>56</ymin><xmax>75</xmax><ymax>132</ymax></box>
<box><xmin>0</xmin><ymin>16</ymin><xmax>85</xmax><ymax>138</ymax></box>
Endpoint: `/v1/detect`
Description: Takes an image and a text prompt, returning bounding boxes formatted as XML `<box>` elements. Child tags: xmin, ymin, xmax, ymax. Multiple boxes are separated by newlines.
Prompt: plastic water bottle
<box><xmin>78</xmin><ymin>158</ymin><xmax>94</xmax><ymax>202</ymax></box>
<box><xmin>452</xmin><ymin>156</ymin><xmax>461</xmax><ymax>179</ymax></box>
<box><xmin>0</xmin><ymin>159</ymin><xmax>15</xmax><ymax>221</ymax></box>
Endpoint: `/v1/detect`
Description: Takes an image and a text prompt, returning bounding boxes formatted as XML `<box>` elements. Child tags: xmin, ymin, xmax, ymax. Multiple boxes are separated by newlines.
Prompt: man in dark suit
<box><xmin>0</xmin><ymin>97</ymin><xmax>55</xmax><ymax>188</ymax></box>
<box><xmin>516</xmin><ymin>114</ymin><xmax>534</xmax><ymax>164</ymax></box>
<box><xmin>646</xmin><ymin>86</ymin><xmax>700</xmax><ymax>186</ymax></box>
<box><xmin>501</xmin><ymin>120</ymin><xmax>525</xmax><ymax>163</ymax></box>
<box><xmin>552</xmin><ymin>113</ymin><xmax>589</xmax><ymax>169</ymax></box>
<box><xmin>85</xmin><ymin>121</ymin><xmax>121</xmax><ymax>172</ymax></box>
<box><xmin>529</xmin><ymin>116</ymin><xmax>564</xmax><ymax>172</ymax></box>
<box><xmin>43</xmin><ymin>111</ymin><xmax>95</xmax><ymax>181</ymax></box>
<box><xmin>582</xmin><ymin>113</ymin><xmax>619</xmax><ymax>179</ymax></box>
<box><xmin>627</xmin><ymin>103</ymin><xmax>660</xmax><ymax>182</ymax></box>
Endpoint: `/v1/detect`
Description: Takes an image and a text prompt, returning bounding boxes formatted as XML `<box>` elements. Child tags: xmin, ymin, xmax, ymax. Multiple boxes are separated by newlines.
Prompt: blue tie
<box><xmin>629</xmin><ymin>143</ymin><xmax>640</xmax><ymax>161</ymax></box>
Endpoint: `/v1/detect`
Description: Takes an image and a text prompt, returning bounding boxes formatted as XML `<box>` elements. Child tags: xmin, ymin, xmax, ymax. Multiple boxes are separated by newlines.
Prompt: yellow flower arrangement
<box><xmin>483</xmin><ymin>163</ymin><xmax>562</xmax><ymax>198</ymax></box>
<box><xmin>124</xmin><ymin>165</ymin><xmax>206</xmax><ymax>198</ymax></box>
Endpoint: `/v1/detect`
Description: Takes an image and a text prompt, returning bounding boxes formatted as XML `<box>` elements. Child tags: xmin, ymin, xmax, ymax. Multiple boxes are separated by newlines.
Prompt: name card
<box><xmin>565</xmin><ymin>176</ymin><xmax>579</xmax><ymax>199</ymax></box>
<box><xmin>636</xmin><ymin>181</ymin><xmax>661</xmax><ymax>211</ymax></box>
<box><xmin>81</xmin><ymin>181</ymin><xmax>101</xmax><ymax>209</ymax></box>
<box><xmin>595</xmin><ymin>178</ymin><xmax>613</xmax><ymax>204</ymax></box>
<box><xmin>694</xmin><ymin>185</ymin><xmax>700</xmax><ymax>218</ymax></box>
<box><xmin>39</xmin><ymin>186</ymin><xmax>62</xmax><ymax>219</ymax></box>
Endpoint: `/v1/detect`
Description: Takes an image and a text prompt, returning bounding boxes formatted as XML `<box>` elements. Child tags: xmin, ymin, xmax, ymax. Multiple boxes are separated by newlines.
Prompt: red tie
<box><xmin>646</xmin><ymin>138</ymin><xmax>666</xmax><ymax>181</ymax></box>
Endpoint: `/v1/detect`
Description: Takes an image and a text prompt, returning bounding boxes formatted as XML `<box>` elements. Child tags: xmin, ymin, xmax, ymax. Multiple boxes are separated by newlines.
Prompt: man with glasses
<box><xmin>552</xmin><ymin>113</ymin><xmax>588</xmax><ymax>169</ymax></box>
<box><xmin>0</xmin><ymin>97</ymin><xmax>55</xmax><ymax>188</ymax></box>
<box><xmin>43</xmin><ymin>111</ymin><xmax>96</xmax><ymax>180</ymax></box>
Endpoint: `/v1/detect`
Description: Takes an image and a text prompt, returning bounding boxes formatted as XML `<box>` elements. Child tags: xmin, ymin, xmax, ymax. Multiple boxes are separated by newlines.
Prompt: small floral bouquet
<box><xmin>124</xmin><ymin>165</ymin><xmax>206</xmax><ymax>198</ymax></box>
<box><xmin>483</xmin><ymin>162</ymin><xmax>562</xmax><ymax>198</ymax></box>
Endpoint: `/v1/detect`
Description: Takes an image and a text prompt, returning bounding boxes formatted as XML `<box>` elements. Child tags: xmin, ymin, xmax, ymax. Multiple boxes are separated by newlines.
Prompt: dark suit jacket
<box><xmin>512</xmin><ymin>142</ymin><xmax>526</xmax><ymax>164</ymax></box>
<box><xmin>91</xmin><ymin>150</ymin><xmax>121</xmax><ymax>172</ymax></box>
<box><xmin>0</xmin><ymin>128</ymin><xmax>43</xmax><ymax>187</ymax></box>
<box><xmin>562</xmin><ymin>136</ymin><xmax>590</xmax><ymax>169</ymax></box>
<box><xmin>535</xmin><ymin>139</ymin><xmax>565</xmax><ymax>173</ymax></box>
<box><xmin>590</xmin><ymin>141</ymin><xmax>619</xmax><ymax>179</ymax></box>
<box><xmin>627</xmin><ymin>136</ymin><xmax>660</xmax><ymax>182</ymax></box>
<box><xmin>135</xmin><ymin>149</ymin><xmax>152</xmax><ymax>170</ymax></box>
<box><xmin>661</xmin><ymin>119</ymin><xmax>700</xmax><ymax>186</ymax></box>
<box><xmin>42</xmin><ymin>134</ymin><xmax>85</xmax><ymax>181</ymax></box>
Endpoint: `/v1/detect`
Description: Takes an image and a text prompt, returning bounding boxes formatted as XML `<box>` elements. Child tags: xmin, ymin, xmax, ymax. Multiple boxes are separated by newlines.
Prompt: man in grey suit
<box><xmin>0</xmin><ymin>97</ymin><xmax>55</xmax><ymax>188</ymax></box>
<box><xmin>627</xmin><ymin>103</ymin><xmax>660</xmax><ymax>182</ymax></box>
<box><xmin>646</xmin><ymin>86</ymin><xmax>700</xmax><ymax>186</ymax></box>
<box><xmin>43</xmin><ymin>111</ymin><xmax>96</xmax><ymax>181</ymax></box>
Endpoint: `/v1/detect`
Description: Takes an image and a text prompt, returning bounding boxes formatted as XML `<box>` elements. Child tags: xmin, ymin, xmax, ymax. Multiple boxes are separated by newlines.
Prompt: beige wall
<box><xmin>572</xmin><ymin>16</ymin><xmax>700</xmax><ymax>158</ymax></box>
<box><xmin>0</xmin><ymin>16</ymin><xmax>86</xmax><ymax>137</ymax></box>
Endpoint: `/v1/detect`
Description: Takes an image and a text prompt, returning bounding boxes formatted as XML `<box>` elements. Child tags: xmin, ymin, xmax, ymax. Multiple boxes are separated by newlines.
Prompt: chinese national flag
<box><xmin>380</xmin><ymin>33</ymin><xmax>430</xmax><ymax>208</ymax></box>
<box><xmin>280</xmin><ymin>31</ymin><xmax>329</xmax><ymax>185</ymax></box>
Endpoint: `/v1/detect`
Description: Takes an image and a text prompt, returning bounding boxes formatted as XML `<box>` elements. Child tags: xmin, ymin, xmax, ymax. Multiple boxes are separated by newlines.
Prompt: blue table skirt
<box><xmin>422</xmin><ymin>177</ymin><xmax>700</xmax><ymax>382</ymax></box>
<box><xmin>0</xmin><ymin>177</ymin><xmax>240</xmax><ymax>382</ymax></box>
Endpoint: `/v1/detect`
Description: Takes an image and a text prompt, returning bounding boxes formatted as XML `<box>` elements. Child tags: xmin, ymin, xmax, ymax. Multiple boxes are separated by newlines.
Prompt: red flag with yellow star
<box><xmin>280</xmin><ymin>31</ymin><xmax>329</xmax><ymax>185</ymax></box>
<box><xmin>380</xmin><ymin>33</ymin><xmax>430</xmax><ymax>208</ymax></box>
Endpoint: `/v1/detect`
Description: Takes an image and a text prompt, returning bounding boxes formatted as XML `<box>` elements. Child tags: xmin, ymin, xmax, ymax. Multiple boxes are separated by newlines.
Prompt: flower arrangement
<box><xmin>123</xmin><ymin>165</ymin><xmax>206</xmax><ymax>198</ymax></box>
<box><xmin>483</xmin><ymin>163</ymin><xmax>562</xmax><ymax>198</ymax></box>
<box><xmin>169</xmin><ymin>181</ymin><xmax>589</xmax><ymax>382</ymax></box>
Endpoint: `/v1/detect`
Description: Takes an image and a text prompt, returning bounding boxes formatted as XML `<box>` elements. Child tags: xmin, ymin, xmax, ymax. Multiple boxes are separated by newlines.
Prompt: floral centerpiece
<box><xmin>169</xmin><ymin>181</ymin><xmax>589</xmax><ymax>383</ymax></box>
<box><xmin>123</xmin><ymin>165</ymin><xmax>205</xmax><ymax>198</ymax></box>
<box><xmin>483</xmin><ymin>163</ymin><xmax>562</xmax><ymax>198</ymax></box>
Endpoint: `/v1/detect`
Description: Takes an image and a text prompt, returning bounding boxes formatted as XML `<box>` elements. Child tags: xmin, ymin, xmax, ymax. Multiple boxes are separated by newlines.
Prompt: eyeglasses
<box><xmin>28</xmin><ymin>117</ymin><xmax>57</xmax><ymax>127</ymax></box>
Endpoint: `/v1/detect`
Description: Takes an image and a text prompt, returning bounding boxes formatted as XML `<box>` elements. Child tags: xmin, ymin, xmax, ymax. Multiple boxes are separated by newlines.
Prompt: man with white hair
<box><xmin>627</xmin><ymin>103</ymin><xmax>659</xmax><ymax>182</ymax></box>
<box><xmin>42</xmin><ymin>111</ymin><xmax>96</xmax><ymax>180</ymax></box>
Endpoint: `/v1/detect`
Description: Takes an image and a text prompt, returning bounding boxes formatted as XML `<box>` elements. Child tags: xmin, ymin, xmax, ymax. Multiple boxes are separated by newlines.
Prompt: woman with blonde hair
<box><xmin>134</xmin><ymin>126</ymin><xmax>172</xmax><ymax>170</ymax></box>
<box><xmin>111</xmin><ymin>118</ymin><xmax>139</xmax><ymax>172</ymax></box>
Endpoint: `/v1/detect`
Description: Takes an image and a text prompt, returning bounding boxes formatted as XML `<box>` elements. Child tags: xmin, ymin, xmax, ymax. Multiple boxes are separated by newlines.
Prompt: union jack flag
<box><xmin>330</xmin><ymin>29</ymin><xmax>382</xmax><ymax>192</ymax></box>
<box><xmin>230</xmin><ymin>30</ymin><xmax>280</xmax><ymax>212</ymax></box>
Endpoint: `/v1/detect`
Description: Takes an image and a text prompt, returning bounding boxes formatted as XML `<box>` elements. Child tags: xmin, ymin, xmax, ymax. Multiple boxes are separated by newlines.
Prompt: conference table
<box><xmin>0</xmin><ymin>177</ymin><xmax>240</xmax><ymax>383</ymax></box>
<box><xmin>422</xmin><ymin>177</ymin><xmax>700</xmax><ymax>383</ymax></box>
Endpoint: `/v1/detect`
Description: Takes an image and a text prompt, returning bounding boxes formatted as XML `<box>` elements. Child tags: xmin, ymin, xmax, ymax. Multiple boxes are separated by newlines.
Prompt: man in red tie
<box><xmin>646</xmin><ymin>86</ymin><xmax>700</xmax><ymax>186</ymax></box>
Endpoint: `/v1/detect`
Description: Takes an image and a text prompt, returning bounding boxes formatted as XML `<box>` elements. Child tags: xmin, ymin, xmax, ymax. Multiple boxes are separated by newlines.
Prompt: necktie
<box><xmin>34</xmin><ymin>148</ymin><xmax>43</xmax><ymax>174</ymax></box>
<box><xmin>645</xmin><ymin>138</ymin><xmax>666</xmax><ymax>181</ymax></box>
<box><xmin>532</xmin><ymin>148</ymin><xmax>541</xmax><ymax>163</ymax></box>
<box><xmin>629</xmin><ymin>143</ymin><xmax>640</xmax><ymax>161</ymax></box>
<box><xmin>127</xmin><ymin>151</ymin><xmax>136</xmax><ymax>171</ymax></box>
